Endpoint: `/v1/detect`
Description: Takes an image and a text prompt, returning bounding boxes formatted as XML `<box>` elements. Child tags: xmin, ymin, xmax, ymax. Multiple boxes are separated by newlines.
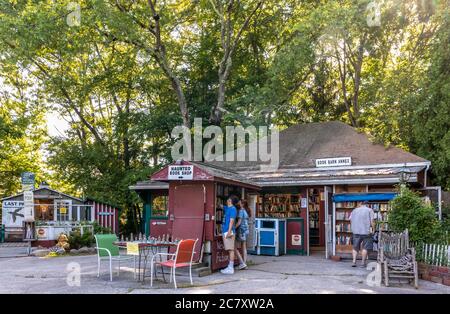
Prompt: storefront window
<box><xmin>71</xmin><ymin>206</ymin><xmax>78</xmax><ymax>221</ymax></box>
<box><xmin>55</xmin><ymin>200</ymin><xmax>70</xmax><ymax>221</ymax></box>
<box><xmin>152</xmin><ymin>196</ymin><xmax>168</xmax><ymax>217</ymax></box>
<box><xmin>34</xmin><ymin>204</ymin><xmax>54</xmax><ymax>221</ymax></box>
<box><xmin>79</xmin><ymin>205</ymin><xmax>91</xmax><ymax>221</ymax></box>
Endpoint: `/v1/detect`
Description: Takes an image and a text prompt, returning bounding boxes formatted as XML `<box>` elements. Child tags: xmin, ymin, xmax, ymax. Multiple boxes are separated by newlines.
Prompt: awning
<box><xmin>333</xmin><ymin>193</ymin><xmax>397</xmax><ymax>202</ymax></box>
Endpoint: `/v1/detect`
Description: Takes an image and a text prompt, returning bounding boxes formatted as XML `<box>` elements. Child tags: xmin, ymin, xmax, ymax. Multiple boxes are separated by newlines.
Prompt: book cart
<box><xmin>333</xmin><ymin>193</ymin><xmax>397</xmax><ymax>256</ymax></box>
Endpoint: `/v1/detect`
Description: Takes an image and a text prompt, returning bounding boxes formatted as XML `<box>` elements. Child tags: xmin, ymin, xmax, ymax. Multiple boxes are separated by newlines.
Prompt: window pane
<box><xmin>152</xmin><ymin>196</ymin><xmax>168</xmax><ymax>217</ymax></box>
<box><xmin>72</xmin><ymin>206</ymin><xmax>78</xmax><ymax>221</ymax></box>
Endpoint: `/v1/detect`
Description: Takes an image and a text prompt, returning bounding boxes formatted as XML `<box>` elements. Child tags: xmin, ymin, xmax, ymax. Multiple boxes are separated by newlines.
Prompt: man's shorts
<box><xmin>223</xmin><ymin>234</ymin><xmax>235</xmax><ymax>251</ymax></box>
<box><xmin>352</xmin><ymin>234</ymin><xmax>373</xmax><ymax>251</ymax></box>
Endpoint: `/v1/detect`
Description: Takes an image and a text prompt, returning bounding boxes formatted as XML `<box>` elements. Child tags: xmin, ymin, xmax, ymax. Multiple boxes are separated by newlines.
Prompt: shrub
<box><xmin>389</xmin><ymin>186</ymin><xmax>442</xmax><ymax>243</ymax></box>
<box><xmin>68</xmin><ymin>230</ymin><xmax>95</xmax><ymax>249</ymax></box>
<box><xmin>92</xmin><ymin>221</ymin><xmax>112</xmax><ymax>235</ymax></box>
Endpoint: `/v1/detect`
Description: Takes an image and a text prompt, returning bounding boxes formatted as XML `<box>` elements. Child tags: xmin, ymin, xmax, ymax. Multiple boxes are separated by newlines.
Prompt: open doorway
<box><xmin>308</xmin><ymin>187</ymin><xmax>325</xmax><ymax>253</ymax></box>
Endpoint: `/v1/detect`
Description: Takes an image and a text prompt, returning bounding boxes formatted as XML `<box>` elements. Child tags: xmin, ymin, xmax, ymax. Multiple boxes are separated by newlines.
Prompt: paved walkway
<box><xmin>0</xmin><ymin>253</ymin><xmax>449</xmax><ymax>294</ymax></box>
<box><xmin>0</xmin><ymin>243</ymin><xmax>30</xmax><ymax>258</ymax></box>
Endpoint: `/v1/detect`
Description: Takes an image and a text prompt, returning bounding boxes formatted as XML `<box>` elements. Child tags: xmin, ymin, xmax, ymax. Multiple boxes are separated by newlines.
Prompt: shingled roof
<box><xmin>211</xmin><ymin>121</ymin><xmax>429</xmax><ymax>172</ymax></box>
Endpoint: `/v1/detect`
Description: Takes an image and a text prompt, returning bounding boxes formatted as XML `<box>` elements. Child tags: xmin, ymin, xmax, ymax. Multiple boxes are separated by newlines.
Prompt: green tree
<box><xmin>402</xmin><ymin>9</ymin><xmax>450</xmax><ymax>189</ymax></box>
<box><xmin>0</xmin><ymin>74</ymin><xmax>46</xmax><ymax>197</ymax></box>
<box><xmin>389</xmin><ymin>186</ymin><xmax>442</xmax><ymax>243</ymax></box>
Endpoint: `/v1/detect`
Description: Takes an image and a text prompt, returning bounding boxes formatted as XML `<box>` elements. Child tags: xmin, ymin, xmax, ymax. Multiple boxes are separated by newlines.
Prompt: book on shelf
<box><xmin>336</xmin><ymin>211</ymin><xmax>351</xmax><ymax>220</ymax></box>
<box><xmin>335</xmin><ymin>222</ymin><xmax>351</xmax><ymax>232</ymax></box>
<box><xmin>337</xmin><ymin>235</ymin><xmax>352</xmax><ymax>245</ymax></box>
<box><xmin>335</xmin><ymin>201</ymin><xmax>356</xmax><ymax>208</ymax></box>
<box><xmin>258</xmin><ymin>193</ymin><xmax>302</xmax><ymax>218</ymax></box>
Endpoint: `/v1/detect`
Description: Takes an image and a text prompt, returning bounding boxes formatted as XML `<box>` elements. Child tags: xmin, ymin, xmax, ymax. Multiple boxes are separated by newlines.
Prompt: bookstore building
<box><xmin>131</xmin><ymin>121</ymin><xmax>442</xmax><ymax>267</ymax></box>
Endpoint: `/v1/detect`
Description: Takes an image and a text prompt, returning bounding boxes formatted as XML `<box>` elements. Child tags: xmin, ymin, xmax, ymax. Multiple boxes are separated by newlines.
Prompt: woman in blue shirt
<box><xmin>235</xmin><ymin>199</ymin><xmax>250</xmax><ymax>269</ymax></box>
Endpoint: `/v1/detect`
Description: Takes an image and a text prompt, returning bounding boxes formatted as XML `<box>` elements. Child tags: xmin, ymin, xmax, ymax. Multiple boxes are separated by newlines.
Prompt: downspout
<box><xmin>424</xmin><ymin>164</ymin><xmax>430</xmax><ymax>188</ymax></box>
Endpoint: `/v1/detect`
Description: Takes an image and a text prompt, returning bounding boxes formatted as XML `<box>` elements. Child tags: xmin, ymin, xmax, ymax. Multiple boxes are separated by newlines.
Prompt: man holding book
<box><xmin>350</xmin><ymin>201</ymin><xmax>375</xmax><ymax>268</ymax></box>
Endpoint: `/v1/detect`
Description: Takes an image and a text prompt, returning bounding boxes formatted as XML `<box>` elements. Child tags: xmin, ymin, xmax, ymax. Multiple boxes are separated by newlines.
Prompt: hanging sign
<box><xmin>21</xmin><ymin>172</ymin><xmax>35</xmax><ymax>186</ymax></box>
<box><xmin>168</xmin><ymin>165</ymin><xmax>194</xmax><ymax>180</ymax></box>
<box><xmin>21</xmin><ymin>172</ymin><xmax>35</xmax><ymax>222</ymax></box>
<box><xmin>315</xmin><ymin>157</ymin><xmax>352</xmax><ymax>168</ymax></box>
<box><xmin>23</xmin><ymin>190</ymin><xmax>34</xmax><ymax>222</ymax></box>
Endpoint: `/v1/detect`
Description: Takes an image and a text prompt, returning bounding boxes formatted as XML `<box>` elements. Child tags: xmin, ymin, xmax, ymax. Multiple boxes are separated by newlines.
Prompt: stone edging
<box><xmin>418</xmin><ymin>262</ymin><xmax>450</xmax><ymax>286</ymax></box>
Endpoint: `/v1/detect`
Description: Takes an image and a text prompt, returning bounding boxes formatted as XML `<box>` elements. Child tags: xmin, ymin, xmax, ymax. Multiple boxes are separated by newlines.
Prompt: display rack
<box><xmin>308</xmin><ymin>188</ymin><xmax>321</xmax><ymax>246</ymax></box>
<box><xmin>256</xmin><ymin>194</ymin><xmax>301</xmax><ymax>218</ymax></box>
<box><xmin>334</xmin><ymin>201</ymin><xmax>391</xmax><ymax>253</ymax></box>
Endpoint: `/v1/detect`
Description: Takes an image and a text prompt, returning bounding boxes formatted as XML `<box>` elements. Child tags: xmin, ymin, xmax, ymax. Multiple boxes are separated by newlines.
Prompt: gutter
<box><xmin>255</xmin><ymin>176</ymin><xmax>418</xmax><ymax>187</ymax></box>
<box><xmin>235</xmin><ymin>161</ymin><xmax>431</xmax><ymax>174</ymax></box>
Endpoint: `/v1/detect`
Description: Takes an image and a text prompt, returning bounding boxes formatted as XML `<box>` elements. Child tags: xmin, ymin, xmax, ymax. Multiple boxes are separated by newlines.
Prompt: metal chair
<box><xmin>94</xmin><ymin>234</ymin><xmax>135</xmax><ymax>281</ymax></box>
<box><xmin>0</xmin><ymin>224</ymin><xmax>5</xmax><ymax>243</ymax></box>
<box><xmin>150</xmin><ymin>239</ymin><xmax>198</xmax><ymax>289</ymax></box>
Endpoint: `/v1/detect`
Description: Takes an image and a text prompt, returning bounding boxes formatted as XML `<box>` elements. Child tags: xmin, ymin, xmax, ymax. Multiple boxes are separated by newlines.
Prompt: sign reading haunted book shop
<box><xmin>168</xmin><ymin>165</ymin><xmax>194</xmax><ymax>180</ymax></box>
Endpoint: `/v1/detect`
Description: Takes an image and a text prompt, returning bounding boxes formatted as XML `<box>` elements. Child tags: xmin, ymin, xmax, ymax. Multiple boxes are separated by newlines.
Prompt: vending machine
<box><xmin>255</xmin><ymin>218</ymin><xmax>286</xmax><ymax>256</ymax></box>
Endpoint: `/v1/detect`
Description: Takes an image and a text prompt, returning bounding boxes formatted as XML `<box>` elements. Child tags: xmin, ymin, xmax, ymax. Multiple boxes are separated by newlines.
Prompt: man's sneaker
<box><xmin>220</xmin><ymin>267</ymin><xmax>234</xmax><ymax>275</ymax></box>
<box><xmin>237</xmin><ymin>263</ymin><xmax>247</xmax><ymax>270</ymax></box>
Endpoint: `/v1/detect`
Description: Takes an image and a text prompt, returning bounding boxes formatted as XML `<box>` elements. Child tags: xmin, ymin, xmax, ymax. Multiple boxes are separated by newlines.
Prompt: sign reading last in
<box><xmin>168</xmin><ymin>165</ymin><xmax>194</xmax><ymax>180</ymax></box>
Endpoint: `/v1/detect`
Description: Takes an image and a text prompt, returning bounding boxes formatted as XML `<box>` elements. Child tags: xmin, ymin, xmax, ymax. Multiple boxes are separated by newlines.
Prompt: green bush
<box><xmin>68</xmin><ymin>230</ymin><xmax>95</xmax><ymax>249</ymax></box>
<box><xmin>389</xmin><ymin>186</ymin><xmax>443</xmax><ymax>243</ymax></box>
<box><xmin>92</xmin><ymin>221</ymin><xmax>112</xmax><ymax>235</ymax></box>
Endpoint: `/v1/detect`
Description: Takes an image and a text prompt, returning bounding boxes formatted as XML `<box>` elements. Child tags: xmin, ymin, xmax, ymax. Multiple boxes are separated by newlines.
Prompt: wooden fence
<box><xmin>414</xmin><ymin>243</ymin><xmax>450</xmax><ymax>267</ymax></box>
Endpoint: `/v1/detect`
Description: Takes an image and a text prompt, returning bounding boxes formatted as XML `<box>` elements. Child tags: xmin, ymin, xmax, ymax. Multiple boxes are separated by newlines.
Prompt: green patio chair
<box><xmin>94</xmin><ymin>234</ymin><xmax>135</xmax><ymax>281</ymax></box>
<box><xmin>0</xmin><ymin>224</ymin><xmax>5</xmax><ymax>243</ymax></box>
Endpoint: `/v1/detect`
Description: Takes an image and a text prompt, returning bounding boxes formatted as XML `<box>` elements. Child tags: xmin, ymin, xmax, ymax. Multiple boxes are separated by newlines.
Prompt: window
<box><xmin>152</xmin><ymin>196</ymin><xmax>168</xmax><ymax>217</ymax></box>
<box><xmin>79</xmin><ymin>205</ymin><xmax>92</xmax><ymax>221</ymax></box>
<box><xmin>55</xmin><ymin>200</ymin><xmax>71</xmax><ymax>221</ymax></box>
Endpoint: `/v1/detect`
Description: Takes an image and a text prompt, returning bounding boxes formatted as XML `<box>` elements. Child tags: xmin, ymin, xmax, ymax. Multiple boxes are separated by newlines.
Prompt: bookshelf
<box><xmin>334</xmin><ymin>201</ymin><xmax>391</xmax><ymax>253</ymax></box>
<box><xmin>308</xmin><ymin>188</ymin><xmax>321</xmax><ymax>246</ymax></box>
<box><xmin>215</xmin><ymin>183</ymin><xmax>242</xmax><ymax>236</ymax></box>
<box><xmin>256</xmin><ymin>194</ymin><xmax>302</xmax><ymax>218</ymax></box>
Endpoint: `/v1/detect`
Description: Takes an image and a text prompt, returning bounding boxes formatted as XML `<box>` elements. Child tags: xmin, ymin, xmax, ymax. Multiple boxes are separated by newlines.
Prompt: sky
<box><xmin>45</xmin><ymin>111</ymin><xmax>70</xmax><ymax>137</ymax></box>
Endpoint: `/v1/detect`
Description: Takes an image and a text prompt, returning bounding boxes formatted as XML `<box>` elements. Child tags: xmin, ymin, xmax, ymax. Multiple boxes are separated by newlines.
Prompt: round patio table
<box><xmin>114</xmin><ymin>241</ymin><xmax>177</xmax><ymax>282</ymax></box>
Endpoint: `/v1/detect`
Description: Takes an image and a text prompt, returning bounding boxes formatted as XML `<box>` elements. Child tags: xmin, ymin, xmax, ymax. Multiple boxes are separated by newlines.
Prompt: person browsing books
<box><xmin>220</xmin><ymin>195</ymin><xmax>239</xmax><ymax>275</ymax></box>
<box><xmin>234</xmin><ymin>199</ymin><xmax>250</xmax><ymax>270</ymax></box>
<box><xmin>350</xmin><ymin>201</ymin><xmax>375</xmax><ymax>268</ymax></box>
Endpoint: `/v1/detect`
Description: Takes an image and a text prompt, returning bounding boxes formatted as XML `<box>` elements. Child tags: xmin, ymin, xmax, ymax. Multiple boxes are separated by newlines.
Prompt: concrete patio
<box><xmin>1</xmin><ymin>252</ymin><xmax>449</xmax><ymax>294</ymax></box>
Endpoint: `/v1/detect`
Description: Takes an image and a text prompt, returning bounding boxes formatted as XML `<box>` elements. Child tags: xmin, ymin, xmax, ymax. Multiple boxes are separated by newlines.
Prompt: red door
<box><xmin>171</xmin><ymin>184</ymin><xmax>205</xmax><ymax>262</ymax></box>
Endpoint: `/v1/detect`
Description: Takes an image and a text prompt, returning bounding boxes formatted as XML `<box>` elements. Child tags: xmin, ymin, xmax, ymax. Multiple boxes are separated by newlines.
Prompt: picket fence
<box><xmin>414</xmin><ymin>242</ymin><xmax>450</xmax><ymax>267</ymax></box>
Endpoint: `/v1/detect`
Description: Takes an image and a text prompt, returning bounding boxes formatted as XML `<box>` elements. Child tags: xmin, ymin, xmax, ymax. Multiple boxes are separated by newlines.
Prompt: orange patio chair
<box><xmin>150</xmin><ymin>238</ymin><xmax>198</xmax><ymax>289</ymax></box>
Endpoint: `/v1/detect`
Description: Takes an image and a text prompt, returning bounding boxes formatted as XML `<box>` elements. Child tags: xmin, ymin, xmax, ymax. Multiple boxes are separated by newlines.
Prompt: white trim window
<box><xmin>54</xmin><ymin>200</ymin><xmax>72</xmax><ymax>222</ymax></box>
